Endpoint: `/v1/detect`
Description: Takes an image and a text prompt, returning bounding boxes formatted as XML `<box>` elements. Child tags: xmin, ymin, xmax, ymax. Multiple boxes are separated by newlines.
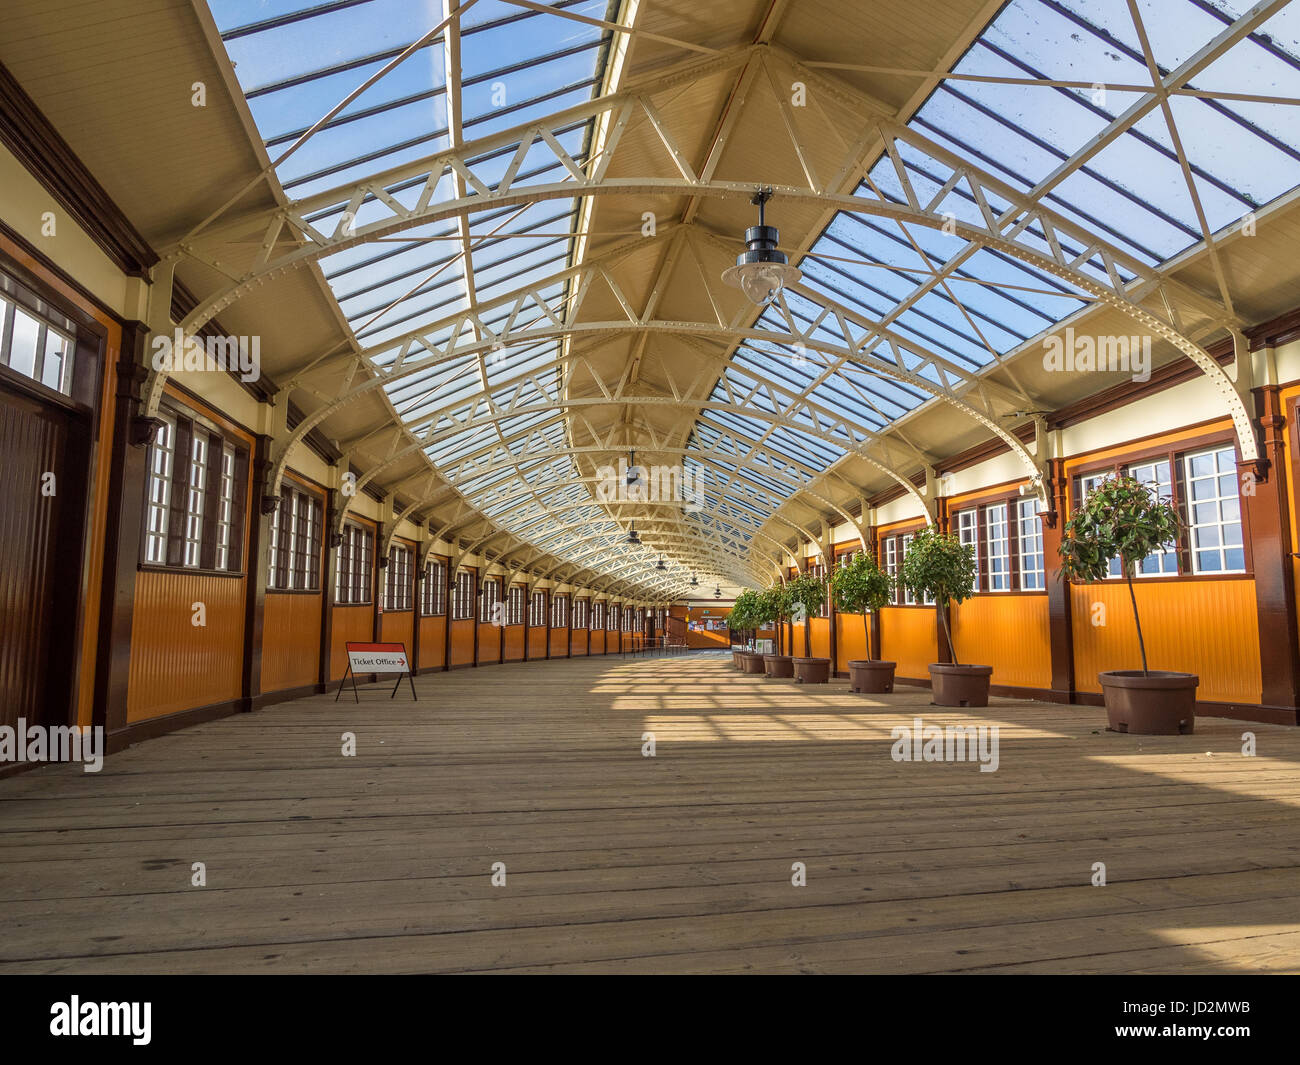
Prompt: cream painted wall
<box><xmin>0</xmin><ymin>142</ymin><xmax>130</xmax><ymax>314</ymax></box>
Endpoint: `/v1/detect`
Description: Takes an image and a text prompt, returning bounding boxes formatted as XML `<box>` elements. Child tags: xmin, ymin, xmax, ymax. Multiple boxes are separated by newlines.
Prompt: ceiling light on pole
<box><xmin>714</xmin><ymin>586</ymin><xmax>722</xmax><ymax>599</ymax></box>
<box><xmin>721</xmin><ymin>187</ymin><xmax>801</xmax><ymax>306</ymax></box>
<box><xmin>626</xmin><ymin>524</ymin><xmax>640</xmax><ymax>545</ymax></box>
<box><xmin>626</xmin><ymin>448</ymin><xmax>640</xmax><ymax>487</ymax></box>
<box><xmin>690</xmin><ymin>574</ymin><xmax>698</xmax><ymax>587</ymax></box>
<box><xmin>656</xmin><ymin>557</ymin><xmax>667</xmax><ymax>571</ymax></box>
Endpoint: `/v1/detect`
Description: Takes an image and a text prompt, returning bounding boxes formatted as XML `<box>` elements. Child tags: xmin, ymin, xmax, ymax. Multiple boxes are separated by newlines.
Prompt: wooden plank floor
<box><xmin>2</xmin><ymin>652</ymin><xmax>1299</xmax><ymax>974</ymax></box>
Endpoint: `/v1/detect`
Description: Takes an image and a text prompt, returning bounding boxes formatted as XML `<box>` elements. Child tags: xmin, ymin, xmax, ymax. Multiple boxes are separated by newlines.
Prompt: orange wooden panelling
<box><xmin>1070</xmin><ymin>579</ymin><xmax>1260</xmax><ymax>704</ymax></box>
<box><xmin>687</xmin><ymin>629</ymin><xmax>729</xmax><ymax>648</ymax></box>
<box><xmin>450</xmin><ymin>620</ymin><xmax>475</xmax><ymax>667</ymax></box>
<box><xmin>951</xmin><ymin>596</ymin><xmax>1052</xmax><ymax>689</ymax></box>
<box><xmin>591</xmin><ymin>631</ymin><xmax>606</xmax><ymax>655</ymax></box>
<box><xmin>879</xmin><ymin>607</ymin><xmax>937</xmax><ymax>679</ymax></box>
<box><xmin>477</xmin><ymin>623</ymin><xmax>502</xmax><ymax>664</ymax></box>
<box><xmin>570</xmin><ymin>630</ymin><xmax>588</xmax><ymax>655</ymax></box>
<box><xmin>330</xmin><ymin>606</ymin><xmax>374</xmax><ymax>681</ymax></box>
<box><xmin>380</xmin><ymin>610</ymin><xmax>414</xmax><ymax>656</ymax></box>
<box><xmin>419</xmin><ymin>615</ymin><xmax>446</xmax><ymax>670</ymax></box>
<box><xmin>836</xmin><ymin>613</ymin><xmax>870</xmax><ymax>671</ymax></box>
<box><xmin>527</xmin><ymin>626</ymin><xmax>546</xmax><ymax>659</ymax></box>
<box><xmin>503</xmin><ymin>626</ymin><xmax>525</xmax><ymax>662</ymax></box>
<box><xmin>809</xmin><ymin>617</ymin><xmax>831</xmax><ymax>659</ymax></box>
<box><xmin>127</xmin><ymin>571</ymin><xmax>245</xmax><ymax>721</ymax></box>
<box><xmin>262</xmin><ymin>593</ymin><xmax>322</xmax><ymax>692</ymax></box>
<box><xmin>787</xmin><ymin>621</ymin><xmax>807</xmax><ymax>655</ymax></box>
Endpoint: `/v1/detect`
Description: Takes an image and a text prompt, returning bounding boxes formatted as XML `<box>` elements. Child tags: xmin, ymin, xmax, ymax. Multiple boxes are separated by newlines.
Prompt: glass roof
<box><xmin>680</xmin><ymin>0</ymin><xmax>1300</xmax><ymax>521</ymax></box>
<box><xmin>206</xmin><ymin>0</ymin><xmax>1300</xmax><ymax>592</ymax></box>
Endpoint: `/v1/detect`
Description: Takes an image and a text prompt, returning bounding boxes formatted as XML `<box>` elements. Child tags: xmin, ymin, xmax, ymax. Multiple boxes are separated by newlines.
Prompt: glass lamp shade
<box><xmin>722</xmin><ymin>260</ymin><xmax>802</xmax><ymax>306</ymax></box>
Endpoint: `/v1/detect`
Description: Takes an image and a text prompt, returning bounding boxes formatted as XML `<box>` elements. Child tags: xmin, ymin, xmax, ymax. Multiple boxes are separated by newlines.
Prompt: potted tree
<box><xmin>898</xmin><ymin>526</ymin><xmax>991</xmax><ymax>706</ymax></box>
<box><xmin>1058</xmin><ymin>474</ymin><xmax>1195</xmax><ymax>735</ymax></box>
<box><xmin>786</xmin><ymin>571</ymin><xmax>831</xmax><ymax>684</ymax></box>
<box><xmin>729</xmin><ymin>590</ymin><xmax>767</xmax><ymax>674</ymax></box>
<box><xmin>831</xmin><ymin>551</ymin><xmax>897</xmax><ymax>693</ymax></box>
<box><xmin>758</xmin><ymin>586</ymin><xmax>794</xmax><ymax>678</ymax></box>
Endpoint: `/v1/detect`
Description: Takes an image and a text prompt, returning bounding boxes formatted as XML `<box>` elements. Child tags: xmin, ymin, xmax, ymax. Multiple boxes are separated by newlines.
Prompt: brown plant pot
<box><xmin>739</xmin><ymin>652</ymin><xmax>767</xmax><ymax>674</ymax></box>
<box><xmin>848</xmin><ymin>659</ymin><xmax>896</xmax><ymax>694</ymax></box>
<box><xmin>1099</xmin><ymin>670</ymin><xmax>1198</xmax><ymax>735</ymax></box>
<box><xmin>792</xmin><ymin>657</ymin><xmax>831</xmax><ymax>684</ymax></box>
<box><xmin>764</xmin><ymin>654</ymin><xmax>794</xmax><ymax>678</ymax></box>
<box><xmin>929</xmin><ymin>663</ymin><xmax>993</xmax><ymax>707</ymax></box>
<box><xmin>731</xmin><ymin>649</ymin><xmax>744</xmax><ymax>669</ymax></box>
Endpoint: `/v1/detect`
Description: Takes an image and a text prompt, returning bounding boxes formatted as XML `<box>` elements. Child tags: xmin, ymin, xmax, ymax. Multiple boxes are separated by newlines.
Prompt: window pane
<box><xmin>1183</xmin><ymin>446</ymin><xmax>1244</xmax><ymax>575</ymax></box>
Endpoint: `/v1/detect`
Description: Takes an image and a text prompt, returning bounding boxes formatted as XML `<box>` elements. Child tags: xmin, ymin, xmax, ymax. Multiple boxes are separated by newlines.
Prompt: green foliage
<box><xmin>754</xmin><ymin>586</ymin><xmax>785</xmax><ymax>627</ymax></box>
<box><xmin>830</xmin><ymin>551</ymin><xmax>895</xmax><ymax>616</ymax></box>
<box><xmin>898</xmin><ymin>526</ymin><xmax>976</xmax><ymax>607</ymax></box>
<box><xmin>786</xmin><ymin>570</ymin><xmax>827</xmax><ymax>619</ymax></box>
<box><xmin>1058</xmin><ymin>474</ymin><xmax>1183</xmax><ymax>674</ymax></box>
<box><xmin>1058</xmin><ymin>475</ymin><xmax>1182</xmax><ymax>582</ymax></box>
<box><xmin>727</xmin><ymin>588</ymin><xmax>762</xmax><ymax>632</ymax></box>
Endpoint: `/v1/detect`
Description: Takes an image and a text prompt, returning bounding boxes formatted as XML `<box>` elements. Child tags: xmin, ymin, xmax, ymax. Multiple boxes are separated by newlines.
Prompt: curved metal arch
<box><xmin>330</xmin><ymin>392</ymin><xmax>930</xmax><ymax>585</ymax></box>
<box><xmin>510</xmin><ymin>513</ymin><xmax>783</xmax><ymax>586</ymax></box>
<box><xmin>527</xmin><ymin>515</ymin><xmax>782</xmax><ymax>583</ymax></box>
<box><xmin>166</xmin><ymin>190</ymin><xmax>1253</xmax><ymax>466</ymax></box>
<box><xmin>156</xmin><ymin>41</ymin><xmax>1256</xmax><ymax>471</ymax></box>
<box><xmin>448</xmin><ymin>452</ymin><xmax>865</xmax><ymax>552</ymax></box>
<box><xmin>266</xmin><ymin>233</ymin><xmax>1035</xmax><ymax>496</ymax></box>
<box><xmin>533</xmin><ymin>527</ymin><xmax>779</xmax><ymax>589</ymax></box>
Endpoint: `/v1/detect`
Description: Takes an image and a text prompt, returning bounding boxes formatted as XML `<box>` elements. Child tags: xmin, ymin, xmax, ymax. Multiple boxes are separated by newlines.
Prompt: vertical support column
<box><xmin>93</xmin><ymin>321</ymin><xmax>152</xmax><ymax>750</ymax></box>
<box><xmin>443</xmin><ymin>563</ymin><xmax>455</xmax><ymax>672</ymax></box>
<box><xmin>1043</xmin><ymin>457</ymin><xmax>1075</xmax><ymax>702</ymax></box>
<box><xmin>1247</xmin><ymin>384</ymin><xmax>1300</xmax><ymax>717</ymax></box>
<box><xmin>318</xmin><ymin>485</ymin><xmax>340</xmax><ymax>693</ymax></box>
<box><xmin>242</xmin><ymin>431</ymin><xmax>273</xmax><ymax>710</ymax></box>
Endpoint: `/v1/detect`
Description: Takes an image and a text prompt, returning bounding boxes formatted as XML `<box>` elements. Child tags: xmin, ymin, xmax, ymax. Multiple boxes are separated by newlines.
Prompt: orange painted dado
<box><xmin>262</xmin><ymin>593</ymin><xmax>323</xmax><ymax>693</ymax></box>
<box><xmin>836</xmin><ymin>613</ymin><xmax>870</xmax><ymax>672</ymax></box>
<box><xmin>951</xmin><ymin>596</ymin><xmax>1052</xmax><ymax>689</ymax></box>
<box><xmin>527</xmin><ymin>625</ymin><xmax>546</xmax><ymax>659</ymax></box>
<box><xmin>128</xmin><ymin>570</ymin><xmax>245</xmax><ymax>721</ymax></box>
<box><xmin>503</xmin><ymin>626</ymin><xmax>525</xmax><ymax>662</ymax></box>
<box><xmin>879</xmin><ymin>608</ymin><xmax>937</xmax><ymax>680</ymax></box>
<box><xmin>1070</xmin><ymin>579</ymin><xmax>1260</xmax><ymax>705</ymax></box>
<box><xmin>380</xmin><ymin>610</ymin><xmax>414</xmax><ymax>655</ymax></box>
<box><xmin>330</xmin><ymin>606</ymin><xmax>374</xmax><ymax>681</ymax></box>
<box><xmin>419</xmin><ymin>615</ymin><xmax>447</xmax><ymax>670</ymax></box>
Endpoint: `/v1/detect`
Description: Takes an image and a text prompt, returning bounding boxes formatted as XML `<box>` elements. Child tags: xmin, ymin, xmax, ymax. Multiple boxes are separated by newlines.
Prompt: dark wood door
<box><xmin>0</xmin><ymin>385</ymin><xmax>85</xmax><ymax>729</ymax></box>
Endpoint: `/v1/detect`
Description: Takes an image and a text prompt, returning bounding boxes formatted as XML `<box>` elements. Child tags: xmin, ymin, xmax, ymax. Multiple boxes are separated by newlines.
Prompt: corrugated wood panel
<box><xmin>527</xmin><ymin>626</ymin><xmax>546</xmax><ymax>659</ymax></box>
<box><xmin>476</xmin><ymin>623</ymin><xmax>500</xmax><ymax>665</ymax></box>
<box><xmin>503</xmin><ymin>627</ymin><xmax>525</xmax><ymax>663</ymax></box>
<box><xmin>570</xmin><ymin>630</ymin><xmax>588</xmax><ymax>656</ymax></box>
<box><xmin>809</xmin><ymin>618</ymin><xmax>831</xmax><ymax>660</ymax></box>
<box><xmin>380</xmin><ymin>611</ymin><xmax>413</xmax><ymax>657</ymax></box>
<box><xmin>450</xmin><ymin>620</ymin><xmax>475</xmax><ymax>667</ymax></box>
<box><xmin>880</xmin><ymin>608</ymin><xmax>936</xmax><ymax>679</ymax></box>
<box><xmin>419</xmin><ymin>616</ymin><xmax>446</xmax><ymax>670</ymax></box>
<box><xmin>261</xmin><ymin>594</ymin><xmax>322</xmax><ymax>693</ymax></box>
<box><xmin>329</xmin><ymin>606</ymin><xmax>374</xmax><ymax>682</ymax></box>
<box><xmin>127</xmin><ymin>570</ymin><xmax>244</xmax><ymax>721</ymax></box>
<box><xmin>952</xmin><ymin>596</ymin><xmax>1052</xmax><ymax>689</ymax></box>
<box><xmin>0</xmin><ymin>389</ymin><xmax>64</xmax><ymax>727</ymax></box>
<box><xmin>836</xmin><ymin>614</ymin><xmax>870</xmax><ymax>671</ymax></box>
<box><xmin>1070</xmin><ymin>580</ymin><xmax>1261</xmax><ymax>705</ymax></box>
<box><xmin>591</xmin><ymin>631</ymin><xmax>607</xmax><ymax>655</ymax></box>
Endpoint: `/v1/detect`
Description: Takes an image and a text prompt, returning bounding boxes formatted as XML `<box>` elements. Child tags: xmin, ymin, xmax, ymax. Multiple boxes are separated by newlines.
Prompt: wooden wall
<box><xmin>262</xmin><ymin>593</ymin><xmax>322</xmax><ymax>693</ymax></box>
<box><xmin>128</xmin><ymin>570</ymin><xmax>245</xmax><ymax>721</ymax></box>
